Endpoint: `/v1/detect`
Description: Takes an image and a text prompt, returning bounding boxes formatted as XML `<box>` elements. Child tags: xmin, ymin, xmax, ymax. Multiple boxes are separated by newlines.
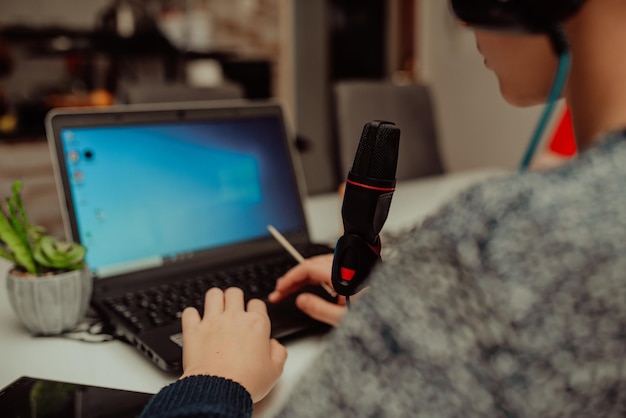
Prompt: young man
<box><xmin>141</xmin><ymin>0</ymin><xmax>626</xmax><ymax>416</ymax></box>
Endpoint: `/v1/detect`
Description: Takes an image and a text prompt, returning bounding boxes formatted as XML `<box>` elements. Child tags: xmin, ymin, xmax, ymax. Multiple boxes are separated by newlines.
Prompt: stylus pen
<box><xmin>267</xmin><ymin>224</ymin><xmax>338</xmax><ymax>298</ymax></box>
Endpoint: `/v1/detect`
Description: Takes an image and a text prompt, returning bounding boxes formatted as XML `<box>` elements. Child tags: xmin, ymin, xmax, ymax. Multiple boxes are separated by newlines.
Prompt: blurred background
<box><xmin>0</xmin><ymin>0</ymin><xmax>549</xmax><ymax>198</ymax></box>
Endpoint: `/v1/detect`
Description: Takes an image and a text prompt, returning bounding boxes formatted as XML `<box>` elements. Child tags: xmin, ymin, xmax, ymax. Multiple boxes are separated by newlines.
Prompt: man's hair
<box><xmin>450</xmin><ymin>0</ymin><xmax>586</xmax><ymax>33</ymax></box>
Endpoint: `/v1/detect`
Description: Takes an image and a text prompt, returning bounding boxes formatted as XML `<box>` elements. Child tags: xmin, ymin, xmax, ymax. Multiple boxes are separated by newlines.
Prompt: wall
<box><xmin>418</xmin><ymin>0</ymin><xmax>560</xmax><ymax>172</ymax></box>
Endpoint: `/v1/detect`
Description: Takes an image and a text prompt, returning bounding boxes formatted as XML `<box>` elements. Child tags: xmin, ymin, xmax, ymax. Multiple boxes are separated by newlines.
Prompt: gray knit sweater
<box><xmin>141</xmin><ymin>132</ymin><xmax>626</xmax><ymax>417</ymax></box>
<box><xmin>277</xmin><ymin>131</ymin><xmax>626</xmax><ymax>417</ymax></box>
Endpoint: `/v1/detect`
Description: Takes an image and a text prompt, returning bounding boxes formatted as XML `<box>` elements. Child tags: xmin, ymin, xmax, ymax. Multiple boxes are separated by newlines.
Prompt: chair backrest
<box><xmin>333</xmin><ymin>81</ymin><xmax>445</xmax><ymax>182</ymax></box>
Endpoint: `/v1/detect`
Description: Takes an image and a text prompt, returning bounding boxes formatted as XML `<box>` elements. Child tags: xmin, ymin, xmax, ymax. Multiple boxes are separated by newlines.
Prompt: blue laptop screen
<box><xmin>60</xmin><ymin>116</ymin><xmax>305</xmax><ymax>277</ymax></box>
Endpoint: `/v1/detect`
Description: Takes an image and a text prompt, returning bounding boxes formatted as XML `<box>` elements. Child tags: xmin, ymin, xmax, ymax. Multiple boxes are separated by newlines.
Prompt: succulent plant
<box><xmin>0</xmin><ymin>180</ymin><xmax>86</xmax><ymax>275</ymax></box>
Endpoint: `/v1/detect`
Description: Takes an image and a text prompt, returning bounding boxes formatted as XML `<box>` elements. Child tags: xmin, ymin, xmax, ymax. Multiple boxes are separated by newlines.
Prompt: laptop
<box><xmin>45</xmin><ymin>100</ymin><xmax>336</xmax><ymax>372</ymax></box>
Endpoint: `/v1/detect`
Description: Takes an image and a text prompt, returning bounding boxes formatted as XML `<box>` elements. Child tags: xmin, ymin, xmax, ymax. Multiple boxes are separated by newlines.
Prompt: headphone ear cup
<box><xmin>527</xmin><ymin>0</ymin><xmax>586</xmax><ymax>27</ymax></box>
<box><xmin>451</xmin><ymin>0</ymin><xmax>586</xmax><ymax>32</ymax></box>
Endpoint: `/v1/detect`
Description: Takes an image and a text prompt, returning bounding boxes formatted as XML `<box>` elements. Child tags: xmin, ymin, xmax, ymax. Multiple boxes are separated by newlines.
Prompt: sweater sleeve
<box><xmin>139</xmin><ymin>376</ymin><xmax>253</xmax><ymax>418</ymax></box>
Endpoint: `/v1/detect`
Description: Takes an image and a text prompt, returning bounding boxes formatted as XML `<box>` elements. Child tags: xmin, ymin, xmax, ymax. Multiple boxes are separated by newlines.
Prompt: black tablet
<box><xmin>0</xmin><ymin>376</ymin><xmax>154</xmax><ymax>417</ymax></box>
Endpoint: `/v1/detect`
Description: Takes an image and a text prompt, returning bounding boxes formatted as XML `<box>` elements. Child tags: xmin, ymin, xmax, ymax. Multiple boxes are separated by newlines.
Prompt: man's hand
<box><xmin>268</xmin><ymin>254</ymin><xmax>348</xmax><ymax>326</ymax></box>
<box><xmin>180</xmin><ymin>287</ymin><xmax>287</xmax><ymax>403</ymax></box>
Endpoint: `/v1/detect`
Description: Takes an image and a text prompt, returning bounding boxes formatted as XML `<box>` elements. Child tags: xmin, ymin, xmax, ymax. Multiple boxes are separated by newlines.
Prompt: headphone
<box><xmin>450</xmin><ymin>0</ymin><xmax>587</xmax><ymax>33</ymax></box>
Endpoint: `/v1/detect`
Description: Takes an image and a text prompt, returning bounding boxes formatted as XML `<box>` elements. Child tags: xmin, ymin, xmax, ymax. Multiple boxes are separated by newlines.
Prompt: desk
<box><xmin>0</xmin><ymin>168</ymin><xmax>506</xmax><ymax>417</ymax></box>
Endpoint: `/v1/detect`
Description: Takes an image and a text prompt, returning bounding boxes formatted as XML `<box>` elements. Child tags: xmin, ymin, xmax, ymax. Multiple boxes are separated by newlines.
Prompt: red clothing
<box><xmin>548</xmin><ymin>106</ymin><xmax>576</xmax><ymax>156</ymax></box>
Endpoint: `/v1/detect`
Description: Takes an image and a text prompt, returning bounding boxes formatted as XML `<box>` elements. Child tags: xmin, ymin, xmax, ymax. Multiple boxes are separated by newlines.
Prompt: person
<box><xmin>140</xmin><ymin>0</ymin><xmax>626</xmax><ymax>416</ymax></box>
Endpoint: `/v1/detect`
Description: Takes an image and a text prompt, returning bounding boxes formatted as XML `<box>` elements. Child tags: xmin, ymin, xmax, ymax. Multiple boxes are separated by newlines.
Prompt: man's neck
<box><xmin>565</xmin><ymin>0</ymin><xmax>626</xmax><ymax>149</ymax></box>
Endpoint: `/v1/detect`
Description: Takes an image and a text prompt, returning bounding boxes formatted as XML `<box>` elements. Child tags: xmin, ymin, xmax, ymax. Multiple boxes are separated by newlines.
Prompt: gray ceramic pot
<box><xmin>6</xmin><ymin>267</ymin><xmax>92</xmax><ymax>335</ymax></box>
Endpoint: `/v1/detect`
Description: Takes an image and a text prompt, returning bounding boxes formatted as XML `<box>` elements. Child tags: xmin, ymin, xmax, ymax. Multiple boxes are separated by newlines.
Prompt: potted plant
<box><xmin>0</xmin><ymin>180</ymin><xmax>91</xmax><ymax>335</ymax></box>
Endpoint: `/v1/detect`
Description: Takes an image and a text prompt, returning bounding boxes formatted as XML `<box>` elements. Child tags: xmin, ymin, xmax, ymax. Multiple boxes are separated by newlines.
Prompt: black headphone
<box><xmin>450</xmin><ymin>0</ymin><xmax>587</xmax><ymax>33</ymax></box>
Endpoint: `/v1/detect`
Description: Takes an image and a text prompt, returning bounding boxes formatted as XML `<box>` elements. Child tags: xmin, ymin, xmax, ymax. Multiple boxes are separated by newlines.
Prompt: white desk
<box><xmin>0</xmin><ymin>168</ymin><xmax>505</xmax><ymax>417</ymax></box>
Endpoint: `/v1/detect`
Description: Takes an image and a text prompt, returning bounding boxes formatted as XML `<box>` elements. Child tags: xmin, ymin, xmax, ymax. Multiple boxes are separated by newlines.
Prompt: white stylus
<box><xmin>267</xmin><ymin>224</ymin><xmax>337</xmax><ymax>298</ymax></box>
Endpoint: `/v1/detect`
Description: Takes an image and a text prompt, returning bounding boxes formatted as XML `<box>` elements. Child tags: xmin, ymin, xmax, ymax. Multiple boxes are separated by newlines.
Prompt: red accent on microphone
<box><xmin>341</xmin><ymin>267</ymin><xmax>356</xmax><ymax>281</ymax></box>
<box><xmin>346</xmin><ymin>179</ymin><xmax>396</xmax><ymax>192</ymax></box>
<box><xmin>368</xmin><ymin>242</ymin><xmax>382</xmax><ymax>255</ymax></box>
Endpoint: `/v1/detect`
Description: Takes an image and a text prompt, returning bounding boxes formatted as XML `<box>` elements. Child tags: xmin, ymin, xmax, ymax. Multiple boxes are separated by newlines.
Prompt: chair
<box><xmin>333</xmin><ymin>81</ymin><xmax>445</xmax><ymax>181</ymax></box>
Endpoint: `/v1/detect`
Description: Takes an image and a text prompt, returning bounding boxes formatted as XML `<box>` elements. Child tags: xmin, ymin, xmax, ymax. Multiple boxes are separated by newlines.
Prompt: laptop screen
<box><xmin>57</xmin><ymin>111</ymin><xmax>306</xmax><ymax>278</ymax></box>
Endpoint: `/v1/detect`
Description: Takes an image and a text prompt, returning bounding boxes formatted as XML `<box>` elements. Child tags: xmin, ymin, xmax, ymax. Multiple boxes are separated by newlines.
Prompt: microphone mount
<box><xmin>331</xmin><ymin>121</ymin><xmax>400</xmax><ymax>298</ymax></box>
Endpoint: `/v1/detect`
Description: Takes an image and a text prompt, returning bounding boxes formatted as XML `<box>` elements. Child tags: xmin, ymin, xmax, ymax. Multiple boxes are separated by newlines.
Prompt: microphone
<box><xmin>331</xmin><ymin>120</ymin><xmax>400</xmax><ymax>297</ymax></box>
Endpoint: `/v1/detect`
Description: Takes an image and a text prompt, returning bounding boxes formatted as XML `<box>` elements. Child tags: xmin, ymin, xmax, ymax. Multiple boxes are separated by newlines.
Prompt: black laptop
<box><xmin>45</xmin><ymin>100</ymin><xmax>335</xmax><ymax>372</ymax></box>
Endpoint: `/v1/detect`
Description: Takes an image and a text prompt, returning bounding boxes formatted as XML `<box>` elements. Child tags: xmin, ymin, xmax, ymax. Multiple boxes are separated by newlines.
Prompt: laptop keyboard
<box><xmin>103</xmin><ymin>244</ymin><xmax>333</xmax><ymax>333</ymax></box>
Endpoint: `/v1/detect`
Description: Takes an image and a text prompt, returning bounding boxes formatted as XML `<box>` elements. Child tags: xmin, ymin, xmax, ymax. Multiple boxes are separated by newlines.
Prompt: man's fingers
<box><xmin>270</xmin><ymin>265</ymin><xmax>314</xmax><ymax>300</ymax></box>
<box><xmin>247</xmin><ymin>298</ymin><xmax>269</xmax><ymax>317</ymax></box>
<box><xmin>270</xmin><ymin>338</ymin><xmax>288</xmax><ymax>369</ymax></box>
<box><xmin>204</xmin><ymin>287</ymin><xmax>225</xmax><ymax>317</ymax></box>
<box><xmin>269</xmin><ymin>256</ymin><xmax>333</xmax><ymax>302</ymax></box>
<box><xmin>224</xmin><ymin>287</ymin><xmax>245</xmax><ymax>312</ymax></box>
<box><xmin>295</xmin><ymin>293</ymin><xmax>346</xmax><ymax>327</ymax></box>
<box><xmin>268</xmin><ymin>258</ymin><xmax>330</xmax><ymax>302</ymax></box>
<box><xmin>181</xmin><ymin>307</ymin><xmax>201</xmax><ymax>366</ymax></box>
<box><xmin>181</xmin><ymin>306</ymin><xmax>201</xmax><ymax>331</ymax></box>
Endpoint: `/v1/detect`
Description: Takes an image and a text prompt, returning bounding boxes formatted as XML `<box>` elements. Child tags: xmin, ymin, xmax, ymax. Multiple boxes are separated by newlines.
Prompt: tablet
<box><xmin>0</xmin><ymin>376</ymin><xmax>154</xmax><ymax>417</ymax></box>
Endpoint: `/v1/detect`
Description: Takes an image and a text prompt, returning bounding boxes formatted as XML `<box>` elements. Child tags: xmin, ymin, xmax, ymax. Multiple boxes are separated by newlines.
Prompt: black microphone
<box><xmin>331</xmin><ymin>120</ymin><xmax>400</xmax><ymax>297</ymax></box>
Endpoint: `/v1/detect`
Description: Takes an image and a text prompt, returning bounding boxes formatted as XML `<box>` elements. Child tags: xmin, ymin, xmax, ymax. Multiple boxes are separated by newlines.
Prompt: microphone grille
<box><xmin>352</xmin><ymin>121</ymin><xmax>400</xmax><ymax>180</ymax></box>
